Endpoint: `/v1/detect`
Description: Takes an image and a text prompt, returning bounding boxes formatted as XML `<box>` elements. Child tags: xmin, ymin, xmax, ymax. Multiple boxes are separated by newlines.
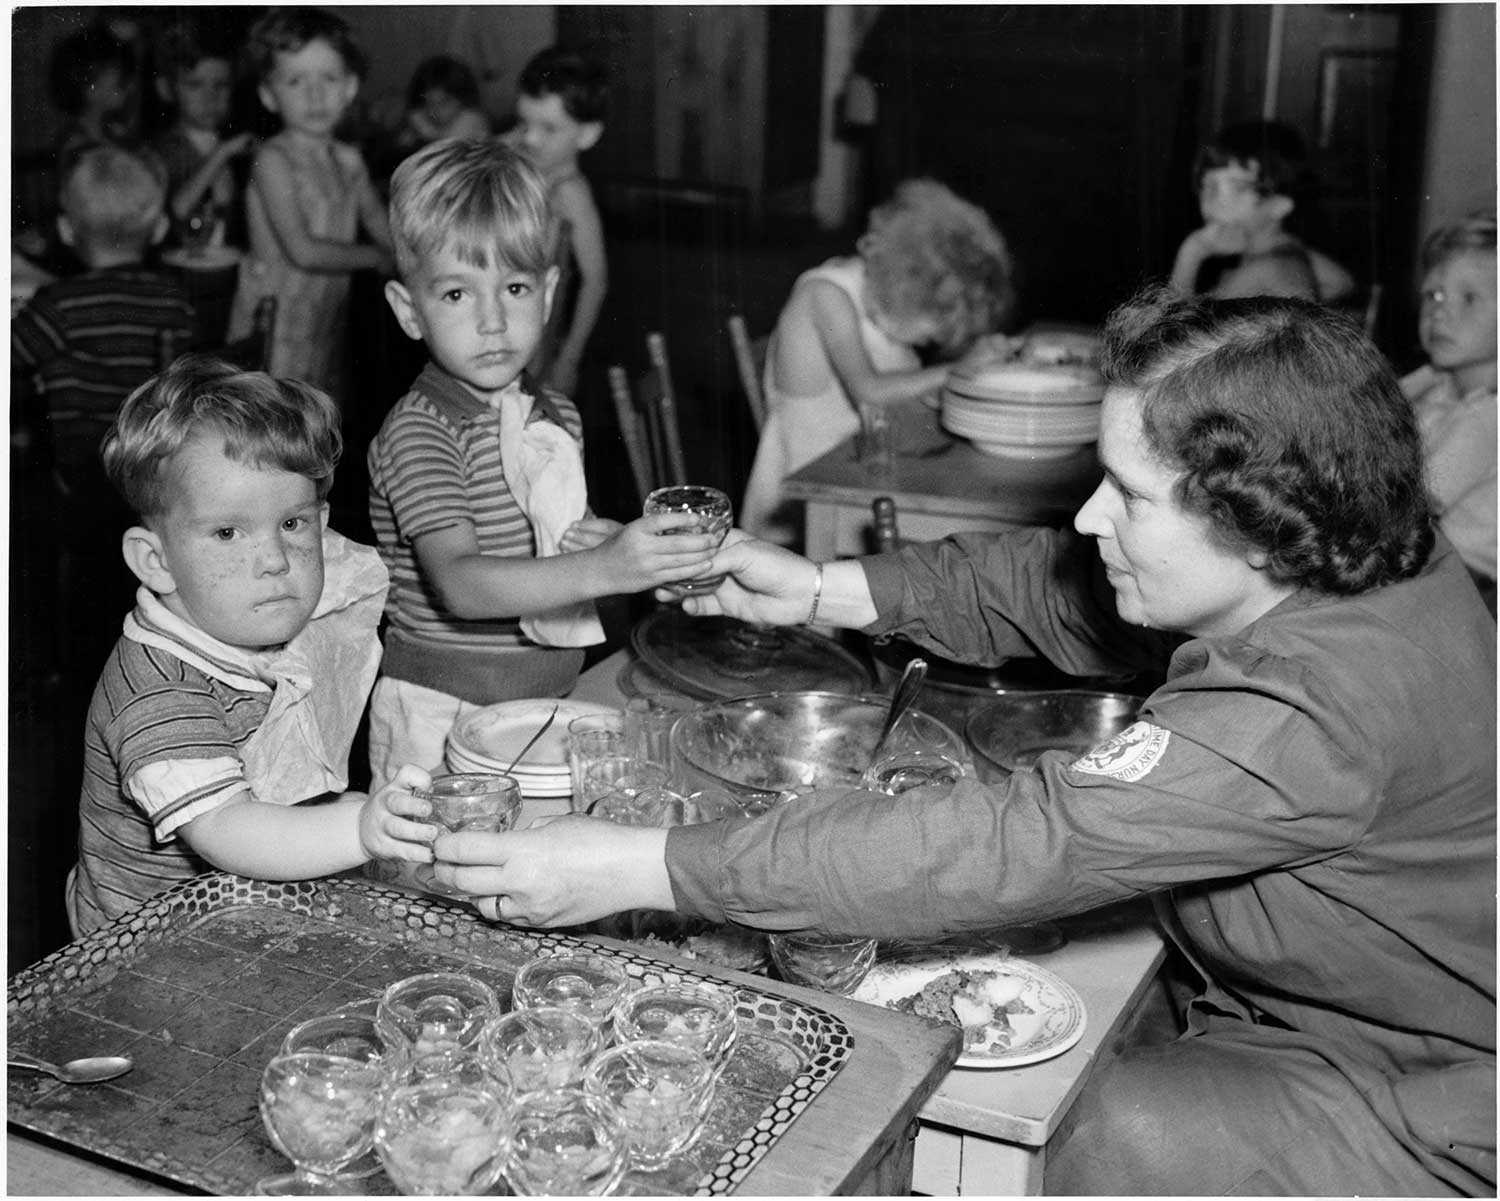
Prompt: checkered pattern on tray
<box><xmin>7</xmin><ymin>874</ymin><xmax>853</xmax><ymax>1196</ymax></box>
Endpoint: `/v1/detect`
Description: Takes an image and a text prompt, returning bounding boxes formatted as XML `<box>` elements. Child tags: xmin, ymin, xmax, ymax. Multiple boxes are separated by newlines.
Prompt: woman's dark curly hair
<box><xmin>1101</xmin><ymin>285</ymin><xmax>1433</xmax><ymax>595</ymax></box>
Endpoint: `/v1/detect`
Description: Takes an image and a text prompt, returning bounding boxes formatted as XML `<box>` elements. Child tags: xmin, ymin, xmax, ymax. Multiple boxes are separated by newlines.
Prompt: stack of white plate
<box><xmin>942</xmin><ymin>362</ymin><xmax>1106</xmax><ymax>460</ymax></box>
<box><xmin>446</xmin><ymin>698</ymin><xmax>620</xmax><ymax>800</ymax></box>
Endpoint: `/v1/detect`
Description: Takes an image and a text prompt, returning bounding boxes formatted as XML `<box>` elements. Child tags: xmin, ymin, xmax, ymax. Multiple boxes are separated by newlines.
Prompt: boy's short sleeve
<box><xmin>374</xmin><ymin>402</ymin><xmax>476</xmax><ymax>542</ymax></box>
<box><xmin>108</xmin><ymin>679</ymin><xmax>254</xmax><ymax>841</ymax></box>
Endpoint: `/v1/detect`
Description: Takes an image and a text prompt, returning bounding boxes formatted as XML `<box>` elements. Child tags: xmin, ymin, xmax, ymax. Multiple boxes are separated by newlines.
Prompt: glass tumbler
<box><xmin>566</xmin><ymin>713</ymin><xmax>625</xmax><ymax>813</ymax></box>
<box><xmin>767</xmin><ymin>931</ymin><xmax>879</xmax><ymax>996</ymax></box>
<box><xmin>373</xmin><ymin>1077</ymin><xmax>513</xmax><ymax>1196</ymax></box>
<box><xmin>623</xmin><ymin>694</ymin><xmax>696</xmax><ymax>773</ymax></box>
<box><xmin>412</xmin><ymin>773</ymin><xmax>522</xmax><ymax>895</ymax></box>
<box><xmin>644</xmin><ymin>485</ymin><xmax>733</xmax><ymax>596</ymax></box>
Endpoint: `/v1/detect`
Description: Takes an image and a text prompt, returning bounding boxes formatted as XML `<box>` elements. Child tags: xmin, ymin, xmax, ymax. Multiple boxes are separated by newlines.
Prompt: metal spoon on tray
<box><xmin>868</xmin><ymin>657</ymin><xmax>928</xmax><ymax>771</ymax></box>
<box><xmin>10</xmin><ymin>1052</ymin><xmax>133</xmax><ymax>1085</ymax></box>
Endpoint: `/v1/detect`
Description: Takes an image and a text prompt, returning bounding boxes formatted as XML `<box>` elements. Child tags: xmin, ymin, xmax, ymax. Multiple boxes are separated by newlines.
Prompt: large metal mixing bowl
<box><xmin>671</xmin><ymin>692</ymin><xmax>970</xmax><ymax>808</ymax></box>
<box><xmin>965</xmin><ymin>691</ymin><xmax>1142</xmax><ymax>779</ymax></box>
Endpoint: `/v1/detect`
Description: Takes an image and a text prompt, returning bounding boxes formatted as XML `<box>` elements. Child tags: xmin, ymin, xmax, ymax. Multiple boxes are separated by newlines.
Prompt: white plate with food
<box><xmin>854</xmin><ymin>952</ymin><xmax>1085</xmax><ymax>1068</ymax></box>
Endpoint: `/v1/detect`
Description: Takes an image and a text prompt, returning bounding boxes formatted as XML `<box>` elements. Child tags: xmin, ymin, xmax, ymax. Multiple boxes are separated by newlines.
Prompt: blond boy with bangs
<box><xmin>367</xmin><ymin>140</ymin><xmax>718</xmax><ymax>790</ymax></box>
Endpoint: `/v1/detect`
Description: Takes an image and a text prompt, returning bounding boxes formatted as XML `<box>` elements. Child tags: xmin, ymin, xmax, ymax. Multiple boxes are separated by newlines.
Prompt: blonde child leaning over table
<box><xmin>1401</xmin><ymin>210</ymin><xmax>1497</xmax><ymax>601</ymax></box>
<box><xmin>740</xmin><ymin>178</ymin><xmax>1016</xmax><ymax>546</ymax></box>
<box><xmin>66</xmin><ymin>354</ymin><xmax>438</xmax><ymax>938</ymax></box>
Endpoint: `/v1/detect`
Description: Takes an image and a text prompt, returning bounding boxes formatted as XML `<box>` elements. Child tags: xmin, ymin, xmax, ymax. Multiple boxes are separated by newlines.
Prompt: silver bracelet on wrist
<box><xmin>805</xmin><ymin>563</ymin><xmax>824</xmax><ymax>626</ymax></box>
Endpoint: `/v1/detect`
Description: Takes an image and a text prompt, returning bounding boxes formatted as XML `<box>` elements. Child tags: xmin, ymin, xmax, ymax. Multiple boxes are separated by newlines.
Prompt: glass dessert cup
<box><xmin>479</xmin><ymin>1005</ymin><xmax>602</xmax><ymax>1094</ymax></box>
<box><xmin>582</xmin><ymin>1039</ymin><xmax>716</xmax><ymax>1169</ymax></box>
<box><xmin>644</xmin><ymin>485</ymin><xmax>733</xmax><ymax>596</ymax></box>
<box><xmin>278</xmin><ymin>1004</ymin><xmax>410</xmax><ymax>1179</ymax></box>
<box><xmin>862</xmin><ymin>748</ymin><xmax>970</xmax><ymax>795</ymax></box>
<box><xmin>375</xmin><ymin>972</ymin><xmax>498</xmax><ymax>1070</ymax></box>
<box><xmin>512</xmin><ymin>952</ymin><xmax>633</xmax><ymax>1027</ymax></box>
<box><xmin>505</xmin><ymin>1087</ymin><xmax>626</xmax><ymax>1197</ymax></box>
<box><xmin>611</xmin><ymin>981</ymin><xmax>738</xmax><ymax>1063</ymax></box>
<box><xmin>373</xmin><ymin>1076</ymin><xmax>513</xmax><ymax>1196</ymax></box>
<box><xmin>255</xmin><ymin>1051</ymin><xmax>385</xmax><ymax>1195</ymax></box>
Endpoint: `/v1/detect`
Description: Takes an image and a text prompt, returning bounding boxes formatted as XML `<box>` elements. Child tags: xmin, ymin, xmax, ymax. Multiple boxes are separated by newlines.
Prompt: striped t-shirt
<box><xmin>66</xmin><ymin>630</ymin><xmax>270</xmax><ymax>937</ymax></box>
<box><xmin>11</xmin><ymin>266</ymin><xmax>197</xmax><ymax>472</ymax></box>
<box><xmin>367</xmin><ymin>362</ymin><xmax>585</xmax><ymax>662</ymax></box>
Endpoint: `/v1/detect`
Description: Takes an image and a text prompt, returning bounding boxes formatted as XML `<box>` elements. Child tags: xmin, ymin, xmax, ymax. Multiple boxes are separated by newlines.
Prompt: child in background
<box><xmin>49</xmin><ymin>25</ymin><xmax>138</xmax><ymax>165</ymax></box>
<box><xmin>67</xmin><ymin>355</ymin><xmax>437</xmax><ymax>936</ymax></box>
<box><xmin>397</xmin><ymin>55</ymin><xmax>490</xmax><ymax>150</ymax></box>
<box><xmin>227</xmin><ymin>7</ymin><xmax>392</xmax><ymax>401</ymax></box>
<box><xmin>1401</xmin><ymin>211</ymin><xmax>1497</xmax><ymax>599</ymax></box>
<box><xmin>152</xmin><ymin>19</ymin><xmax>253</xmax><ymax>251</ymax></box>
<box><xmin>511</xmin><ymin>46</ymin><xmax>609</xmax><ymax>398</ymax></box>
<box><xmin>741</xmin><ymin>177</ymin><xmax>1016</xmax><ymax>546</ymax></box>
<box><xmin>367</xmin><ymin>140</ymin><xmax>718</xmax><ymax>790</ymax></box>
<box><xmin>1170</xmin><ymin>120</ymin><xmax>1355</xmax><ymax>303</ymax></box>
<box><xmin>12</xmin><ymin>145</ymin><xmax>198</xmax><ymax>683</ymax></box>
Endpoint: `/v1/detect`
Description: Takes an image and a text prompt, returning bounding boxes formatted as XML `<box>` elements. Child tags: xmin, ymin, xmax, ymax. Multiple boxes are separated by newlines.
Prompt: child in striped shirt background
<box><xmin>366</xmin><ymin>139</ymin><xmax>719</xmax><ymax>793</ymax></box>
<box><xmin>67</xmin><ymin>355</ymin><xmax>438</xmax><ymax>936</ymax></box>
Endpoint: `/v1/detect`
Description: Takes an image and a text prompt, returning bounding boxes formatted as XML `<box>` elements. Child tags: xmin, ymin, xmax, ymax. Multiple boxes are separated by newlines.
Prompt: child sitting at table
<box><xmin>152</xmin><ymin>18</ymin><xmax>253</xmax><ymax>252</ymax></box>
<box><xmin>12</xmin><ymin>144</ymin><xmax>198</xmax><ymax>687</ymax></box>
<box><xmin>1169</xmin><ymin>120</ymin><xmax>1355</xmax><ymax>303</ymax></box>
<box><xmin>509</xmin><ymin>46</ymin><xmax>609</xmax><ymax>398</ymax></box>
<box><xmin>66</xmin><ymin>354</ymin><xmax>438</xmax><ymax>937</ymax></box>
<box><xmin>396</xmin><ymin>55</ymin><xmax>491</xmax><ymax>151</ymax></box>
<box><xmin>367</xmin><ymin>139</ymin><xmax>719</xmax><ymax>791</ymax></box>
<box><xmin>740</xmin><ymin>177</ymin><xmax>1016</xmax><ymax>546</ymax></box>
<box><xmin>1401</xmin><ymin>210</ymin><xmax>1497</xmax><ymax>603</ymax></box>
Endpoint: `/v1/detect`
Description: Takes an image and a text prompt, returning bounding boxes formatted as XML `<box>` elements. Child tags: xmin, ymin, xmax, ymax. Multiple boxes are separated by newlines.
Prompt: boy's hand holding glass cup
<box><xmin>359</xmin><ymin>764</ymin><xmax>441</xmax><ymax>866</ymax></box>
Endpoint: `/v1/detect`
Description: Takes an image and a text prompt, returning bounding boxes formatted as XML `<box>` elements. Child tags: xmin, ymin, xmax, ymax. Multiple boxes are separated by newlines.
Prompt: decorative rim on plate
<box><xmin>853</xmin><ymin>953</ymin><xmax>1085</xmax><ymax>1069</ymax></box>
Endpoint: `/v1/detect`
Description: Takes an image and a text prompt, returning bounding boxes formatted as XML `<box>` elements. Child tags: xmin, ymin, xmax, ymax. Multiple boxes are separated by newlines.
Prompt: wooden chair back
<box><xmin>727</xmin><ymin>314</ymin><xmax>767</xmax><ymax>433</ymax></box>
<box><xmin>607</xmin><ymin>331</ymin><xmax>690</xmax><ymax>503</ymax></box>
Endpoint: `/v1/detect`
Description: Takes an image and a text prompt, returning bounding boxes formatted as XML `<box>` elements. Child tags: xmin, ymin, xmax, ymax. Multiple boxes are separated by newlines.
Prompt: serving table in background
<box><xmin>782</xmin><ymin>398</ymin><xmax>1100</xmax><ymax>561</ymax></box>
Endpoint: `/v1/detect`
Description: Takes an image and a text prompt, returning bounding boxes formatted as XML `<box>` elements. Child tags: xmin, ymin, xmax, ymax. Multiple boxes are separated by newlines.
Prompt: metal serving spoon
<box><xmin>503</xmin><ymin>704</ymin><xmax>560</xmax><ymax>775</ymax></box>
<box><xmin>9</xmin><ymin>1052</ymin><xmax>134</xmax><ymax>1085</ymax></box>
<box><xmin>868</xmin><ymin>657</ymin><xmax>929</xmax><ymax>770</ymax></box>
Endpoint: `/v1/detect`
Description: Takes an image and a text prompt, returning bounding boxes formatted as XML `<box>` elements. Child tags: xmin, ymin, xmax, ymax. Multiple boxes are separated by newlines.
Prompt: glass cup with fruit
<box><xmin>644</xmin><ymin>485</ymin><xmax>733</xmax><ymax>597</ymax></box>
<box><xmin>255</xmin><ymin>1051</ymin><xmax>386</xmax><ymax>1195</ymax></box>
<box><xmin>373</xmin><ymin>1076</ymin><xmax>514</xmax><ymax>1195</ymax></box>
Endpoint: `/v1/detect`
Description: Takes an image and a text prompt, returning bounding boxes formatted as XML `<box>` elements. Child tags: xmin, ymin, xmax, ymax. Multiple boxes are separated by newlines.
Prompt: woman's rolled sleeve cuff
<box><xmin>664</xmin><ymin>822</ymin><xmax>731</xmax><ymax>924</ymax></box>
<box><xmin>856</xmin><ymin>551</ymin><xmax>910</xmax><ymax>635</ymax></box>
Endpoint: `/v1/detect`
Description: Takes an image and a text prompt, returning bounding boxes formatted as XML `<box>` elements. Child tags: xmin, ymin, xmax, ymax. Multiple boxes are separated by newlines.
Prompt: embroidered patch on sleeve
<box><xmin>1069</xmin><ymin>721</ymin><xmax>1171</xmax><ymax>781</ymax></box>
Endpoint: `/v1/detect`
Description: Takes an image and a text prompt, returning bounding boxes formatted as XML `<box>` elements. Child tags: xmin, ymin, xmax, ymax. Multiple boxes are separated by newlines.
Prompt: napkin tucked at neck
<box><xmin>121</xmin><ymin>527</ymin><xmax>389</xmax><ymax>804</ymax></box>
<box><xmin>496</xmin><ymin>384</ymin><xmax>605</xmax><ymax>647</ymax></box>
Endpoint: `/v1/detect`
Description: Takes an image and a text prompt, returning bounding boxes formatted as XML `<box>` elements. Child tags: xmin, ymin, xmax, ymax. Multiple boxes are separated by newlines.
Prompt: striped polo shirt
<box><xmin>11</xmin><ymin>266</ymin><xmax>197</xmax><ymax>471</ymax></box>
<box><xmin>367</xmin><ymin>363</ymin><xmax>587</xmax><ymax>700</ymax></box>
<box><xmin>67</xmin><ymin>623</ymin><xmax>270</xmax><ymax>937</ymax></box>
